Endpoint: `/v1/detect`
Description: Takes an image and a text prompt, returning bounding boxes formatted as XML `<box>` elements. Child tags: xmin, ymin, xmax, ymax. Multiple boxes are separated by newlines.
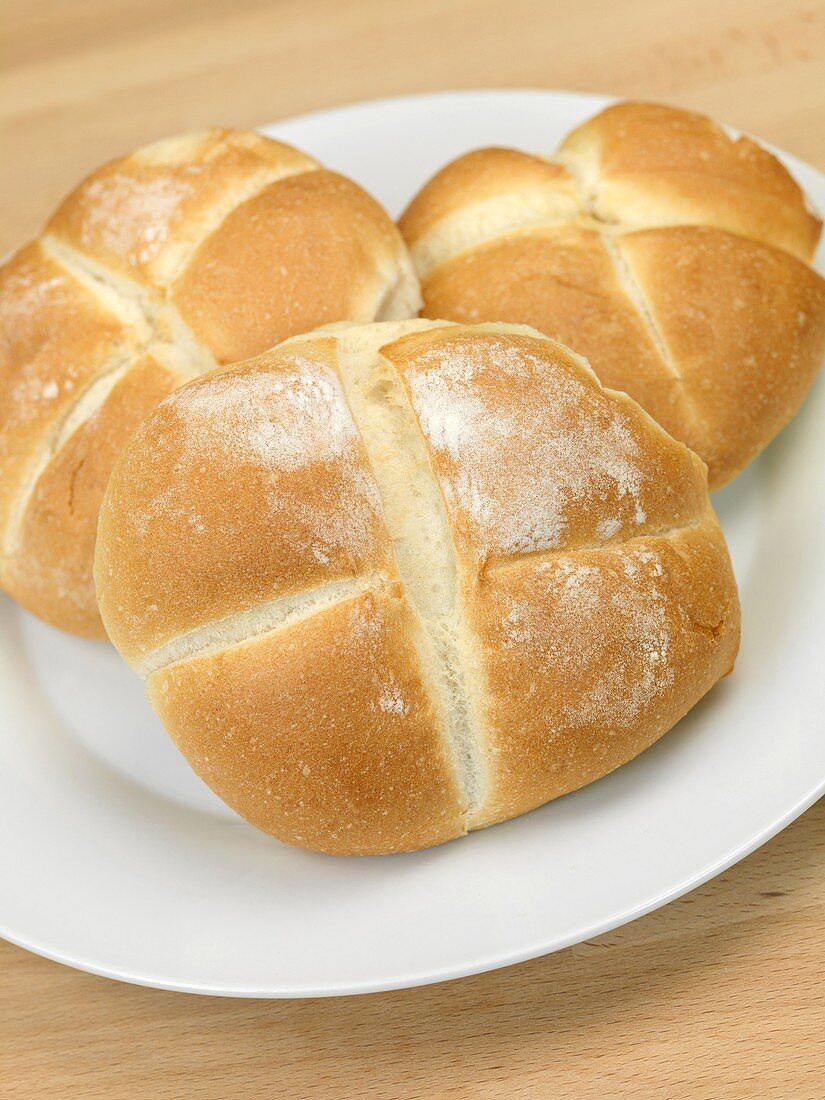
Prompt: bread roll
<box><xmin>400</xmin><ymin>101</ymin><xmax>825</xmax><ymax>489</ymax></box>
<box><xmin>96</xmin><ymin>320</ymin><xmax>739</xmax><ymax>856</ymax></box>
<box><xmin>0</xmin><ymin>129</ymin><xmax>420</xmax><ymax>637</ymax></box>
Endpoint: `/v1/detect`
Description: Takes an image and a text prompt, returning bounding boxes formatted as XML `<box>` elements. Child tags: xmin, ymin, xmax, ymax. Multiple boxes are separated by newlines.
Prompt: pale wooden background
<box><xmin>1</xmin><ymin>1</ymin><xmax>824</xmax><ymax>1096</ymax></box>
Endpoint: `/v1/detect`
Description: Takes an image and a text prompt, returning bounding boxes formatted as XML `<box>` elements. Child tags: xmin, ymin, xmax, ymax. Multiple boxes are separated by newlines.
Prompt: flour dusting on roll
<box><xmin>400</xmin><ymin>100</ymin><xmax>825</xmax><ymax>490</ymax></box>
<box><xmin>0</xmin><ymin>129</ymin><xmax>420</xmax><ymax>637</ymax></box>
<box><xmin>96</xmin><ymin>319</ymin><xmax>740</xmax><ymax>856</ymax></box>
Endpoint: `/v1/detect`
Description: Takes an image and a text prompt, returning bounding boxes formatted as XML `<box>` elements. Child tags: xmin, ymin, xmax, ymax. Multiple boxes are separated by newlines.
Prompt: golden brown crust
<box><xmin>1</xmin><ymin>129</ymin><xmax>418</xmax><ymax>636</ymax></box>
<box><xmin>96</xmin><ymin>338</ymin><xmax>393</xmax><ymax>666</ymax></box>
<box><xmin>468</xmin><ymin>513</ymin><xmax>739</xmax><ymax>827</ymax></box>
<box><xmin>6</xmin><ymin>354</ymin><xmax>181</xmax><ymax>638</ymax></box>
<box><xmin>418</xmin><ymin>225</ymin><xmax>702</xmax><ymax>457</ymax></box>
<box><xmin>404</xmin><ymin>101</ymin><xmax>825</xmax><ymax>488</ymax></box>
<box><xmin>0</xmin><ymin>242</ymin><xmax>129</xmax><ymax>551</ymax></box>
<box><xmin>171</xmin><ymin>170</ymin><xmax>412</xmax><ymax>364</ymax></box>
<box><xmin>46</xmin><ymin>129</ymin><xmax>320</xmax><ymax>286</ymax></box>
<box><xmin>399</xmin><ymin>147</ymin><xmax>578</xmax><ymax>249</ymax></box>
<box><xmin>97</xmin><ymin>320</ymin><xmax>740</xmax><ymax>855</ymax></box>
<box><xmin>380</xmin><ymin>326</ymin><xmax>708</xmax><ymax>564</ymax></box>
<box><xmin>619</xmin><ymin>227</ymin><xmax>825</xmax><ymax>488</ymax></box>
<box><xmin>147</xmin><ymin>587</ymin><xmax>466</xmax><ymax>856</ymax></box>
<box><xmin>558</xmin><ymin>101</ymin><xmax>822</xmax><ymax>261</ymax></box>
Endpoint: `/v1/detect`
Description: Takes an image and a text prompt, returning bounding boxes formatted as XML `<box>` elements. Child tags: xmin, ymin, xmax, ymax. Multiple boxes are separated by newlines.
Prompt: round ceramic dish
<box><xmin>1</xmin><ymin>90</ymin><xmax>823</xmax><ymax>996</ymax></box>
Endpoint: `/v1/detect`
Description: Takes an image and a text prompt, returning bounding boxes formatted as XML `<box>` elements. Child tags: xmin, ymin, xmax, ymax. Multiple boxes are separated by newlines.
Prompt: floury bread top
<box><xmin>0</xmin><ymin>128</ymin><xmax>421</xmax><ymax>637</ymax></box>
<box><xmin>400</xmin><ymin>101</ymin><xmax>825</xmax><ymax>489</ymax></box>
<box><xmin>95</xmin><ymin>319</ymin><xmax>739</xmax><ymax>855</ymax></box>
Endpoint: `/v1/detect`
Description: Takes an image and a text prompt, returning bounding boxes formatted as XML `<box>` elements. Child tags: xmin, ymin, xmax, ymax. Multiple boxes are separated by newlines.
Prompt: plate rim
<box><xmin>1</xmin><ymin>777</ymin><xmax>822</xmax><ymax>998</ymax></box>
<box><xmin>2</xmin><ymin>88</ymin><xmax>823</xmax><ymax>998</ymax></box>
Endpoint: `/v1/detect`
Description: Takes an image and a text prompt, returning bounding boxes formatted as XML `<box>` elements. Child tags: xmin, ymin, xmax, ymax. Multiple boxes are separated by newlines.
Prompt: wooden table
<box><xmin>1</xmin><ymin>1</ymin><xmax>823</xmax><ymax>1095</ymax></box>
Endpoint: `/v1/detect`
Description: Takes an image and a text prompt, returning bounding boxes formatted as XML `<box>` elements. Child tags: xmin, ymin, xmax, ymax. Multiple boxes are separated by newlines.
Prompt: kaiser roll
<box><xmin>95</xmin><ymin>319</ymin><xmax>740</xmax><ymax>856</ymax></box>
<box><xmin>399</xmin><ymin>101</ymin><xmax>825</xmax><ymax>489</ymax></box>
<box><xmin>0</xmin><ymin>129</ymin><xmax>420</xmax><ymax>637</ymax></box>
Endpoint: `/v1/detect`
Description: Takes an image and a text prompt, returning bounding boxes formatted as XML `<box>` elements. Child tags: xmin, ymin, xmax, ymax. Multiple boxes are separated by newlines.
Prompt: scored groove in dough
<box><xmin>2</xmin><ymin>151</ymin><xmax>337</xmax><ymax>574</ymax></box>
<box><xmin>1</xmin><ymin>344</ymin><xmax>135</xmax><ymax>561</ymax></box>
<box><xmin>331</xmin><ymin>323</ymin><xmax>488</xmax><ymax>816</ymax></box>
<box><xmin>561</xmin><ymin>166</ymin><xmax>709</xmax><ymax>447</ymax></box>
<box><xmin>412</xmin><ymin>153</ymin><xmax>708</xmax><ymax>438</ymax></box>
<box><xmin>410</xmin><ymin>190</ymin><xmax>580</xmax><ymax>280</ymax></box>
<box><xmin>0</xmin><ymin>239</ymin><xmax>219</xmax><ymax>560</ymax></box>
<box><xmin>413</xmin><ymin>150</ymin><xmax>730</xmax><ymax>468</ymax></box>
<box><xmin>598</xmin><ymin>231</ymin><xmax>677</xmax><ymax>378</ymax></box>
<box><xmin>596</xmin><ymin>228</ymin><xmax>707</xmax><ymax>447</ymax></box>
<box><xmin>486</xmin><ymin>514</ymin><xmax>704</xmax><ymax>573</ymax></box>
<box><xmin>41</xmin><ymin>235</ymin><xmax>219</xmax><ymax>379</ymax></box>
<box><xmin>138</xmin><ymin>575</ymin><xmax>381</xmax><ymax>679</ymax></box>
<box><xmin>40</xmin><ymin>236</ymin><xmax>151</xmax><ymax>334</ymax></box>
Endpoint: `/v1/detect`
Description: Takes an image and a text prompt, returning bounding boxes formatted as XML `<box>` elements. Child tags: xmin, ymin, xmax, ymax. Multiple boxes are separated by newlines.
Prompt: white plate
<box><xmin>2</xmin><ymin>91</ymin><xmax>824</xmax><ymax>997</ymax></box>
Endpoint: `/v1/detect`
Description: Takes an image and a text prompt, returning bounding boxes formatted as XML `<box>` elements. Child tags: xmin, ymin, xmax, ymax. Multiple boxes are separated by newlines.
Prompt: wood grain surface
<box><xmin>1</xmin><ymin>1</ymin><xmax>823</xmax><ymax>1096</ymax></box>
